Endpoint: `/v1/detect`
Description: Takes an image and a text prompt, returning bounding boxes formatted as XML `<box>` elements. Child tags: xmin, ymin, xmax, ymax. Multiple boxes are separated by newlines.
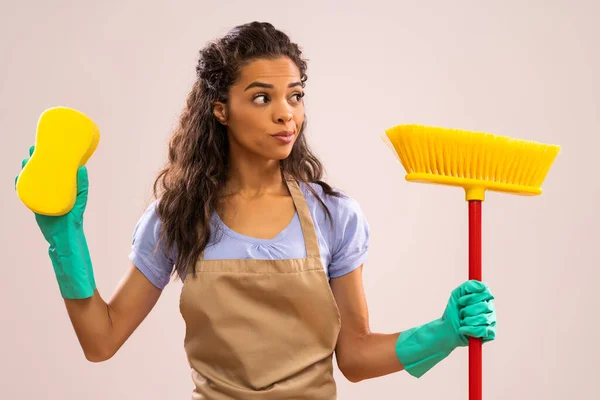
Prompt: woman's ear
<box><xmin>213</xmin><ymin>102</ymin><xmax>228</xmax><ymax>125</ymax></box>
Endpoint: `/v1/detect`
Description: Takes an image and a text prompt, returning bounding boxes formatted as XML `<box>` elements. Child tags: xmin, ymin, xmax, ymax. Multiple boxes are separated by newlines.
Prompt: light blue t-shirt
<box><xmin>128</xmin><ymin>182</ymin><xmax>370</xmax><ymax>289</ymax></box>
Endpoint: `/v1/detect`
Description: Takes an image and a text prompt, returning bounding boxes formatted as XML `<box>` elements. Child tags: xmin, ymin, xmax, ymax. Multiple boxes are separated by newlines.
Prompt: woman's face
<box><xmin>213</xmin><ymin>56</ymin><xmax>305</xmax><ymax>162</ymax></box>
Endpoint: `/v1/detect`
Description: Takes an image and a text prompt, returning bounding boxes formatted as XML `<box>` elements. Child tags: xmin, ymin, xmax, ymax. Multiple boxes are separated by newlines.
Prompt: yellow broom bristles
<box><xmin>383</xmin><ymin>124</ymin><xmax>561</xmax><ymax>201</ymax></box>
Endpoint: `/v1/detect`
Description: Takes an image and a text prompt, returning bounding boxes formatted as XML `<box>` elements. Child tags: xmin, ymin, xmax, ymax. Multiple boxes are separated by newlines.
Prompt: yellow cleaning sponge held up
<box><xmin>16</xmin><ymin>107</ymin><xmax>100</xmax><ymax>216</ymax></box>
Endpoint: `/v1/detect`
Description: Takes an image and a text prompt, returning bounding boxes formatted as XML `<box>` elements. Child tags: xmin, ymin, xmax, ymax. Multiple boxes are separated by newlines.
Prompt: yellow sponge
<box><xmin>16</xmin><ymin>107</ymin><xmax>100</xmax><ymax>216</ymax></box>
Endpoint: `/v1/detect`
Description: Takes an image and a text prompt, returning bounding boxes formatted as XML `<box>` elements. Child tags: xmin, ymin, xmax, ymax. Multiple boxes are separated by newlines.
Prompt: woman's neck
<box><xmin>224</xmin><ymin>153</ymin><xmax>287</xmax><ymax>198</ymax></box>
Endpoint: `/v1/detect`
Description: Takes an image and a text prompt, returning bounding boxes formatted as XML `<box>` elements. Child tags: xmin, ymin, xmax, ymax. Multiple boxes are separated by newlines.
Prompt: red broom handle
<box><xmin>468</xmin><ymin>200</ymin><xmax>482</xmax><ymax>400</ymax></box>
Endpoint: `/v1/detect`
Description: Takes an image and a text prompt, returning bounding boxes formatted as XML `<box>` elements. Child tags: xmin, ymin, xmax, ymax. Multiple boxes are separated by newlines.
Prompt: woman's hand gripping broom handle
<box><xmin>468</xmin><ymin>199</ymin><xmax>483</xmax><ymax>400</ymax></box>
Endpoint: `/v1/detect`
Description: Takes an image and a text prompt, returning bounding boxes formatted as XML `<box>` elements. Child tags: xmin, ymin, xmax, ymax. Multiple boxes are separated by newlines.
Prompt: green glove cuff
<box><xmin>47</xmin><ymin>225</ymin><xmax>96</xmax><ymax>299</ymax></box>
<box><xmin>395</xmin><ymin>318</ymin><xmax>459</xmax><ymax>378</ymax></box>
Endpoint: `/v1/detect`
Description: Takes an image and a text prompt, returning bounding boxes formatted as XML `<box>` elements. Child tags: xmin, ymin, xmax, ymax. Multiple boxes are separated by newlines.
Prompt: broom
<box><xmin>382</xmin><ymin>124</ymin><xmax>560</xmax><ymax>400</ymax></box>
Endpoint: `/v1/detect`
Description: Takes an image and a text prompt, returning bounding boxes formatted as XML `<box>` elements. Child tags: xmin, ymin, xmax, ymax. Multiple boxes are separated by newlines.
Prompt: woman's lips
<box><xmin>270</xmin><ymin>130</ymin><xmax>295</xmax><ymax>144</ymax></box>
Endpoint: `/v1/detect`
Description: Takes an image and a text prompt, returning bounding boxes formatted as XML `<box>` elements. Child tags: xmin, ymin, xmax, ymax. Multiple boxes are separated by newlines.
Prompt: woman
<box><xmin>21</xmin><ymin>21</ymin><xmax>496</xmax><ymax>399</ymax></box>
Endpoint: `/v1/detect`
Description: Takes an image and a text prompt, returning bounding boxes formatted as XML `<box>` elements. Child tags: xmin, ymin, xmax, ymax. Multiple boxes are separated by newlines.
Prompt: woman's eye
<box><xmin>252</xmin><ymin>94</ymin><xmax>269</xmax><ymax>104</ymax></box>
<box><xmin>252</xmin><ymin>92</ymin><xmax>303</xmax><ymax>105</ymax></box>
<box><xmin>291</xmin><ymin>93</ymin><xmax>304</xmax><ymax>103</ymax></box>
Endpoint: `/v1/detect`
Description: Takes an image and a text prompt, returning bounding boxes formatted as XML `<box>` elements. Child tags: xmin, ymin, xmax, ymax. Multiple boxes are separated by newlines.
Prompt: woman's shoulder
<box><xmin>129</xmin><ymin>198</ymin><xmax>176</xmax><ymax>289</ymax></box>
<box><xmin>132</xmin><ymin>199</ymin><xmax>162</xmax><ymax>235</ymax></box>
<box><xmin>300</xmin><ymin>181</ymin><xmax>370</xmax><ymax>277</ymax></box>
<box><xmin>300</xmin><ymin>181</ymin><xmax>364</xmax><ymax>219</ymax></box>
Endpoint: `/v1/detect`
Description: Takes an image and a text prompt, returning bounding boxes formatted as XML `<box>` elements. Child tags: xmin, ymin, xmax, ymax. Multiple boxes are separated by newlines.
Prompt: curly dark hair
<box><xmin>153</xmin><ymin>21</ymin><xmax>342</xmax><ymax>279</ymax></box>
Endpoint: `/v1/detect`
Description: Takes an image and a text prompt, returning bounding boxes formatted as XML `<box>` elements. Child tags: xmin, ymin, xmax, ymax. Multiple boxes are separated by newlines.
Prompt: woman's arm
<box><xmin>64</xmin><ymin>262</ymin><xmax>162</xmax><ymax>362</ymax></box>
<box><xmin>331</xmin><ymin>265</ymin><xmax>497</xmax><ymax>382</ymax></box>
<box><xmin>330</xmin><ymin>265</ymin><xmax>404</xmax><ymax>382</ymax></box>
<box><xmin>17</xmin><ymin>147</ymin><xmax>166</xmax><ymax>363</ymax></box>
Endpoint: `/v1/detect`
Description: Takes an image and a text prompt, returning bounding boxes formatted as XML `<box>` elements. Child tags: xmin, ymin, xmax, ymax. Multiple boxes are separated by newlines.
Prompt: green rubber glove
<box><xmin>16</xmin><ymin>145</ymin><xmax>96</xmax><ymax>299</ymax></box>
<box><xmin>395</xmin><ymin>280</ymin><xmax>496</xmax><ymax>378</ymax></box>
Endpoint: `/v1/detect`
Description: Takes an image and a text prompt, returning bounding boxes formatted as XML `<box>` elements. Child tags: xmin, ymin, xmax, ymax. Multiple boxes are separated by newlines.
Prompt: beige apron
<box><xmin>179</xmin><ymin>176</ymin><xmax>342</xmax><ymax>399</ymax></box>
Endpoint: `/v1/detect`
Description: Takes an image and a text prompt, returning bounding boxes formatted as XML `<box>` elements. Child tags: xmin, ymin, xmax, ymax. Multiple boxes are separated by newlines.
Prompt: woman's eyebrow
<box><xmin>244</xmin><ymin>81</ymin><xmax>302</xmax><ymax>91</ymax></box>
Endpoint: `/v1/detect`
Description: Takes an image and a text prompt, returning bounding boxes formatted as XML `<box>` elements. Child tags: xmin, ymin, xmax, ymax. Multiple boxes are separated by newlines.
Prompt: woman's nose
<box><xmin>273</xmin><ymin>102</ymin><xmax>294</xmax><ymax>123</ymax></box>
<box><xmin>276</xmin><ymin>112</ymin><xmax>293</xmax><ymax>123</ymax></box>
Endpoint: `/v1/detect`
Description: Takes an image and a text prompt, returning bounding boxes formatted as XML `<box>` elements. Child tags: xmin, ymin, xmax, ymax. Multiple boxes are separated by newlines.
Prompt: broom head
<box><xmin>383</xmin><ymin>124</ymin><xmax>561</xmax><ymax>201</ymax></box>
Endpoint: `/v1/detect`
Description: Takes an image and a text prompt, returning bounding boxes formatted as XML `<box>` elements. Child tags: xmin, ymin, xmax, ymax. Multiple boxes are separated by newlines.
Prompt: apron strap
<box><xmin>284</xmin><ymin>176</ymin><xmax>322</xmax><ymax>259</ymax></box>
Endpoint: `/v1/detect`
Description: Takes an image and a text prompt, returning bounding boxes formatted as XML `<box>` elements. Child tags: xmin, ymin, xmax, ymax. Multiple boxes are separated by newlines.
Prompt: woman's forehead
<box><xmin>237</xmin><ymin>57</ymin><xmax>301</xmax><ymax>86</ymax></box>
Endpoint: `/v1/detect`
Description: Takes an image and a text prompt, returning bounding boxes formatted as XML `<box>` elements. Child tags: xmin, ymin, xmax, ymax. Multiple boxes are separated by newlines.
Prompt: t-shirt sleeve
<box><xmin>328</xmin><ymin>194</ymin><xmax>370</xmax><ymax>278</ymax></box>
<box><xmin>128</xmin><ymin>200</ymin><xmax>175</xmax><ymax>289</ymax></box>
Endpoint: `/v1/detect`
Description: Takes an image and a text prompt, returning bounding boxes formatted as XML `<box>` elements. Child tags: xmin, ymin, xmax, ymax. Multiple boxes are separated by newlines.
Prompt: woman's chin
<box><xmin>263</xmin><ymin>144</ymin><xmax>295</xmax><ymax>161</ymax></box>
<box><xmin>274</xmin><ymin>147</ymin><xmax>295</xmax><ymax>160</ymax></box>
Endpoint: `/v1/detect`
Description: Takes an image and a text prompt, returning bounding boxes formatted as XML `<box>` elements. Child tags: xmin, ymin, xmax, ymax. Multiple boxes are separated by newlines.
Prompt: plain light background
<box><xmin>1</xmin><ymin>0</ymin><xmax>598</xmax><ymax>399</ymax></box>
